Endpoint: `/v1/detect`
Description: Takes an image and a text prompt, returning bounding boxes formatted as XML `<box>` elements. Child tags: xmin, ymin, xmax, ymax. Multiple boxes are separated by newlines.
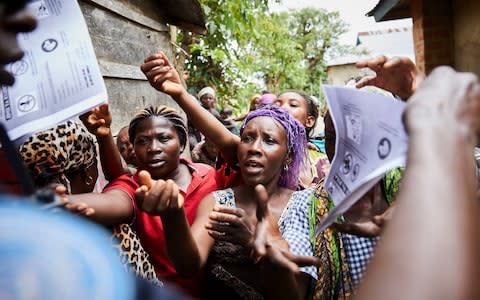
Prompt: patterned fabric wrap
<box><xmin>18</xmin><ymin>120</ymin><xmax>96</xmax><ymax>188</ymax></box>
<box><xmin>309</xmin><ymin>168</ymin><xmax>404</xmax><ymax>295</ymax></box>
<box><xmin>208</xmin><ymin>188</ymin><xmax>262</xmax><ymax>299</ymax></box>
<box><xmin>307</xmin><ymin>180</ymin><xmax>353</xmax><ymax>300</ymax></box>
<box><xmin>208</xmin><ymin>188</ymin><xmax>316</xmax><ymax>299</ymax></box>
<box><xmin>381</xmin><ymin>168</ymin><xmax>404</xmax><ymax>205</ymax></box>
<box><xmin>341</xmin><ymin>167</ymin><xmax>403</xmax><ymax>286</ymax></box>
<box><xmin>240</xmin><ymin>105</ymin><xmax>307</xmax><ymax>189</ymax></box>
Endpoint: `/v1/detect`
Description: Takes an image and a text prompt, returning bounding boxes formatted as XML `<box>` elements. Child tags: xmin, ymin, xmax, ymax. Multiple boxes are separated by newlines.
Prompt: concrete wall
<box><xmin>453</xmin><ymin>0</ymin><xmax>480</xmax><ymax>76</ymax></box>
<box><xmin>326</xmin><ymin>64</ymin><xmax>371</xmax><ymax>86</ymax></box>
<box><xmin>79</xmin><ymin>0</ymin><xmax>181</xmax><ymax>136</ymax></box>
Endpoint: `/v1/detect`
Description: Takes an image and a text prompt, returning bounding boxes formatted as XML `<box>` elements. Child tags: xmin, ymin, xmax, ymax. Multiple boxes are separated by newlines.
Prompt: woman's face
<box><xmin>133</xmin><ymin>117</ymin><xmax>182</xmax><ymax>179</ymax></box>
<box><xmin>200</xmin><ymin>93</ymin><xmax>215</xmax><ymax>109</ymax></box>
<box><xmin>274</xmin><ymin>92</ymin><xmax>315</xmax><ymax>129</ymax></box>
<box><xmin>238</xmin><ymin>117</ymin><xmax>288</xmax><ymax>187</ymax></box>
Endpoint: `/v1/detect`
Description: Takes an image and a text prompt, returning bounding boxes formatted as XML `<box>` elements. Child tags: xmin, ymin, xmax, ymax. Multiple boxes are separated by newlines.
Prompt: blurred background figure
<box><xmin>191</xmin><ymin>138</ymin><xmax>218</xmax><ymax>167</ymax></box>
<box><xmin>187</xmin><ymin>120</ymin><xmax>204</xmax><ymax>152</ymax></box>
<box><xmin>116</xmin><ymin>126</ymin><xmax>137</xmax><ymax>170</ymax></box>
<box><xmin>234</xmin><ymin>94</ymin><xmax>261</xmax><ymax>122</ymax></box>
<box><xmin>198</xmin><ymin>86</ymin><xmax>221</xmax><ymax>119</ymax></box>
<box><xmin>257</xmin><ymin>92</ymin><xmax>276</xmax><ymax>106</ymax></box>
<box><xmin>18</xmin><ymin>120</ymin><xmax>98</xmax><ymax>195</ymax></box>
<box><xmin>219</xmin><ymin>106</ymin><xmax>238</xmax><ymax>135</ymax></box>
<box><xmin>0</xmin><ymin>0</ymin><xmax>38</xmax><ymax>195</ymax></box>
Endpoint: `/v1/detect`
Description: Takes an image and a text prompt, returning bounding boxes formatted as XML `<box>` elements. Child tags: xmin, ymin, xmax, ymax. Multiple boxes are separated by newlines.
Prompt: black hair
<box><xmin>278</xmin><ymin>90</ymin><xmax>319</xmax><ymax>136</ymax></box>
<box><xmin>128</xmin><ymin>106</ymin><xmax>188</xmax><ymax>148</ymax></box>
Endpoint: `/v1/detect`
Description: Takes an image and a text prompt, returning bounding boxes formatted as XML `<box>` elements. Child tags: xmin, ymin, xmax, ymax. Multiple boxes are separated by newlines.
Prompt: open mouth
<box><xmin>243</xmin><ymin>160</ymin><xmax>264</xmax><ymax>173</ymax></box>
<box><xmin>148</xmin><ymin>159</ymin><xmax>166</xmax><ymax>168</ymax></box>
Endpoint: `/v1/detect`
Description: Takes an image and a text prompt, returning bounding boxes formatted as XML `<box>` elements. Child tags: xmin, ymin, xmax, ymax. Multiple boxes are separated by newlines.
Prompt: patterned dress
<box><xmin>308</xmin><ymin>168</ymin><xmax>404</xmax><ymax>297</ymax></box>
<box><xmin>308</xmin><ymin>182</ymin><xmax>353</xmax><ymax>300</ymax></box>
<box><xmin>206</xmin><ymin>188</ymin><xmax>317</xmax><ymax>299</ymax></box>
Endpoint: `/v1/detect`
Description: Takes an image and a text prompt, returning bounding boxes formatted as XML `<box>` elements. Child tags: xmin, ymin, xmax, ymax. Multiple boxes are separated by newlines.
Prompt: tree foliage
<box><xmin>176</xmin><ymin>2</ymin><xmax>360</xmax><ymax>115</ymax></box>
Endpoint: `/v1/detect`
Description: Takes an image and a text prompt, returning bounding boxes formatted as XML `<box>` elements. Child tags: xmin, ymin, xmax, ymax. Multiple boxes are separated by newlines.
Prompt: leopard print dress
<box><xmin>112</xmin><ymin>224</ymin><xmax>163</xmax><ymax>287</ymax></box>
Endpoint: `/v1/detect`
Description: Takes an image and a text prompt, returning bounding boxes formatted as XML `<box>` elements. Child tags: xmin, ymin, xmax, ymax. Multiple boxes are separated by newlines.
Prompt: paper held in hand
<box><xmin>0</xmin><ymin>0</ymin><xmax>106</xmax><ymax>142</ymax></box>
<box><xmin>315</xmin><ymin>85</ymin><xmax>408</xmax><ymax>235</ymax></box>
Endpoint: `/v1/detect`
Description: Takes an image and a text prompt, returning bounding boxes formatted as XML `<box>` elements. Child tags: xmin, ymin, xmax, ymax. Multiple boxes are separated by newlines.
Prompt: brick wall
<box><xmin>411</xmin><ymin>0</ymin><xmax>454</xmax><ymax>74</ymax></box>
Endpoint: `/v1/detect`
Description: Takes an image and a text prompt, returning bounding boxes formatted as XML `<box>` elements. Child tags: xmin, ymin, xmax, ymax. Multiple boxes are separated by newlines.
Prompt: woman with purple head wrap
<box><xmin>240</xmin><ymin>105</ymin><xmax>307</xmax><ymax>189</ymax></box>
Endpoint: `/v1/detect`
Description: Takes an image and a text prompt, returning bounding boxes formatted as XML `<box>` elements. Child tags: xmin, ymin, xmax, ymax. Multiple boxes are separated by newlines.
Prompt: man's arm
<box><xmin>356</xmin><ymin>67</ymin><xmax>480</xmax><ymax>299</ymax></box>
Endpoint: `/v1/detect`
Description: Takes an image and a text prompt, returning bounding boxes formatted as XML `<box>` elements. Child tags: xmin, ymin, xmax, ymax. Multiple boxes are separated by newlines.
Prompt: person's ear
<box><xmin>305</xmin><ymin>115</ymin><xmax>316</xmax><ymax>130</ymax></box>
<box><xmin>81</xmin><ymin>167</ymin><xmax>95</xmax><ymax>187</ymax></box>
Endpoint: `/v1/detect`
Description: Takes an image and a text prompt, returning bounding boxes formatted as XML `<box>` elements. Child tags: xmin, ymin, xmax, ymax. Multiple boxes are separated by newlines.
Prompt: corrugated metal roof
<box><xmin>366</xmin><ymin>0</ymin><xmax>411</xmax><ymax>22</ymax></box>
<box><xmin>162</xmin><ymin>0</ymin><xmax>207</xmax><ymax>34</ymax></box>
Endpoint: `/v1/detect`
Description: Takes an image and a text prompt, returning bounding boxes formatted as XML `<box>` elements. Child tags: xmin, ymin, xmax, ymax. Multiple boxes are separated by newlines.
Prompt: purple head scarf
<box><xmin>240</xmin><ymin>105</ymin><xmax>307</xmax><ymax>189</ymax></box>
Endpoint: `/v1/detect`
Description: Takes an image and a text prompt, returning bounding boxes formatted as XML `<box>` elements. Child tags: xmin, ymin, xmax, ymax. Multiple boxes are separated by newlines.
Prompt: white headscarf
<box><xmin>198</xmin><ymin>86</ymin><xmax>215</xmax><ymax>99</ymax></box>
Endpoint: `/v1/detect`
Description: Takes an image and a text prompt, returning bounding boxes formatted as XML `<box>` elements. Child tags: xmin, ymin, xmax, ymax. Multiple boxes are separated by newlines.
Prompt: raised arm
<box><xmin>140</xmin><ymin>52</ymin><xmax>239</xmax><ymax>165</ymax></box>
<box><xmin>356</xmin><ymin>67</ymin><xmax>480</xmax><ymax>299</ymax></box>
<box><xmin>355</xmin><ymin>55</ymin><xmax>425</xmax><ymax>100</ymax></box>
<box><xmin>80</xmin><ymin>103</ymin><xmax>130</xmax><ymax>180</ymax></box>
<box><xmin>135</xmin><ymin>171</ymin><xmax>216</xmax><ymax>276</ymax></box>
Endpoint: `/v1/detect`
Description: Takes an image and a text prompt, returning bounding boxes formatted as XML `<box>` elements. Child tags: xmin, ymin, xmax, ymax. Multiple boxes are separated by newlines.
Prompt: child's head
<box><xmin>274</xmin><ymin>90</ymin><xmax>319</xmax><ymax>137</ymax></box>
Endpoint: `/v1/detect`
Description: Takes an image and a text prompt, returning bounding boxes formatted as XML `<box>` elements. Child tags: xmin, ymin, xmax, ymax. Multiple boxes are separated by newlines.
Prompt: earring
<box><xmin>85</xmin><ymin>175</ymin><xmax>94</xmax><ymax>186</ymax></box>
<box><xmin>283</xmin><ymin>164</ymin><xmax>289</xmax><ymax>171</ymax></box>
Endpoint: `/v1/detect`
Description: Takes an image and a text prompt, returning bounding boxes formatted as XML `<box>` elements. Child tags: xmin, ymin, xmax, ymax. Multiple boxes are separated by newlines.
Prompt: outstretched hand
<box><xmin>135</xmin><ymin>170</ymin><xmax>185</xmax><ymax>216</ymax></box>
<box><xmin>79</xmin><ymin>103</ymin><xmax>112</xmax><ymax>137</ymax></box>
<box><xmin>332</xmin><ymin>205</ymin><xmax>394</xmax><ymax>237</ymax></box>
<box><xmin>252</xmin><ymin>185</ymin><xmax>319</xmax><ymax>272</ymax></box>
<box><xmin>140</xmin><ymin>52</ymin><xmax>184</xmax><ymax>97</ymax></box>
<box><xmin>355</xmin><ymin>55</ymin><xmax>425</xmax><ymax>100</ymax></box>
<box><xmin>54</xmin><ymin>185</ymin><xmax>95</xmax><ymax>217</ymax></box>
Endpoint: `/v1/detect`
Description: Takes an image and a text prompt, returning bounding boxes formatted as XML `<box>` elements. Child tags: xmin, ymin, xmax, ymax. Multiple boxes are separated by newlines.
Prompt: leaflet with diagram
<box><xmin>0</xmin><ymin>0</ymin><xmax>106</xmax><ymax>141</ymax></box>
<box><xmin>315</xmin><ymin>85</ymin><xmax>408</xmax><ymax>235</ymax></box>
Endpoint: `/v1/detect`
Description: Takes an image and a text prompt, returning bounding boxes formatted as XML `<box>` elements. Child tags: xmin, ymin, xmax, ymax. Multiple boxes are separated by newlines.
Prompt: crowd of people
<box><xmin>1</xmin><ymin>1</ymin><xmax>480</xmax><ymax>299</ymax></box>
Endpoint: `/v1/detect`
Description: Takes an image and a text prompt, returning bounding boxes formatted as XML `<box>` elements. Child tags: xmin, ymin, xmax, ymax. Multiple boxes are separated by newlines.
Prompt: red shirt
<box><xmin>104</xmin><ymin>158</ymin><xmax>235</xmax><ymax>297</ymax></box>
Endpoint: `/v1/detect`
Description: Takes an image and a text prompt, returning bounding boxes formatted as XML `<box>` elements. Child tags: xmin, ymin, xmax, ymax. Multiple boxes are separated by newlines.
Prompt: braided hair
<box><xmin>240</xmin><ymin>105</ymin><xmax>307</xmax><ymax>189</ymax></box>
<box><xmin>128</xmin><ymin>105</ymin><xmax>188</xmax><ymax>148</ymax></box>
